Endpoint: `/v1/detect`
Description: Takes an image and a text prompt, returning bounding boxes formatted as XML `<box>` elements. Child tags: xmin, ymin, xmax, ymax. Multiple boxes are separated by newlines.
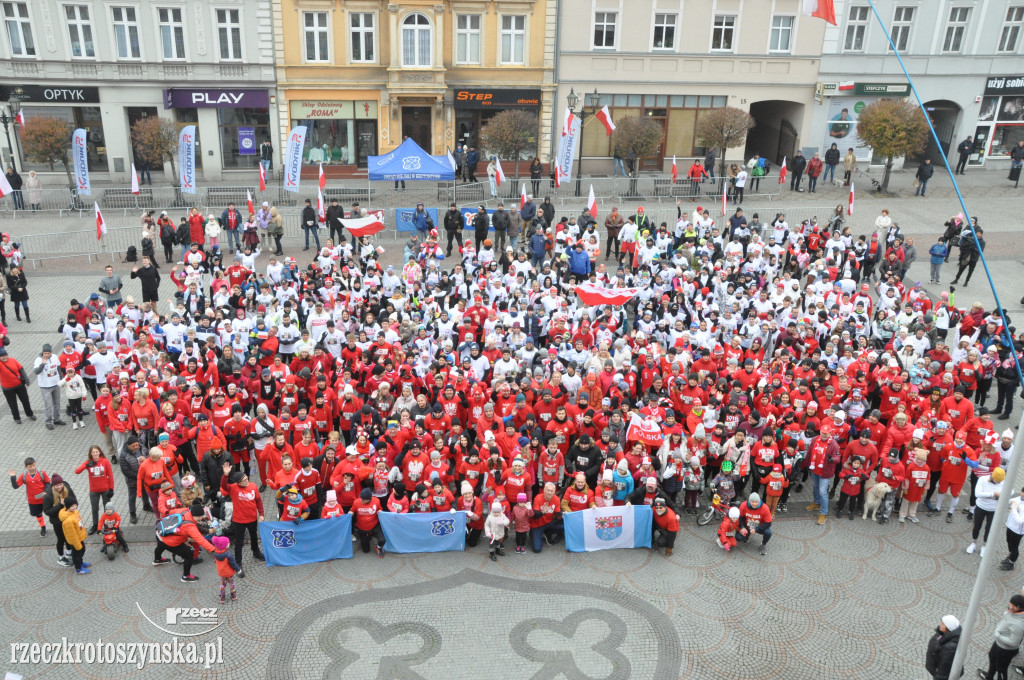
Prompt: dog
<box><xmin>862</xmin><ymin>482</ymin><xmax>892</xmax><ymax>521</ymax></box>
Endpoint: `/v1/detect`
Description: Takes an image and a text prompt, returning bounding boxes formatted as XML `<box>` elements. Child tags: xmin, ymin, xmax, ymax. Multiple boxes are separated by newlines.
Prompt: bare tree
<box><xmin>695</xmin><ymin>106</ymin><xmax>755</xmax><ymax>178</ymax></box>
<box><xmin>480</xmin><ymin>110</ymin><xmax>539</xmax><ymax>181</ymax></box>
<box><xmin>856</xmin><ymin>99</ymin><xmax>929</xmax><ymax>192</ymax></box>
<box><xmin>131</xmin><ymin>116</ymin><xmax>180</xmax><ymax>184</ymax></box>
<box><xmin>21</xmin><ymin>117</ymin><xmax>73</xmax><ymax>188</ymax></box>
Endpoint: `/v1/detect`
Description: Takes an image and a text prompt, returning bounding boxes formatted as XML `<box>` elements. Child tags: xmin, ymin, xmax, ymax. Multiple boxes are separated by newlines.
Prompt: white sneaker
<box><xmin>981</xmin><ymin>546</ymin><xmax>987</xmax><ymax>558</ymax></box>
<box><xmin>966</xmin><ymin>542</ymin><xmax>977</xmax><ymax>554</ymax></box>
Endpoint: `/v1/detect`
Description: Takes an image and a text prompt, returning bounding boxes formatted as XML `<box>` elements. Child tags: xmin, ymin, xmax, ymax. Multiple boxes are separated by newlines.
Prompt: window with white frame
<box><xmin>593</xmin><ymin>11</ymin><xmax>616</xmax><ymax>49</ymax></box>
<box><xmin>350</xmin><ymin>12</ymin><xmax>374</xmax><ymax>63</ymax></box>
<box><xmin>769</xmin><ymin>15</ymin><xmax>793</xmax><ymax>53</ymax></box>
<box><xmin>844</xmin><ymin>6</ymin><xmax>868</xmax><ymax>51</ymax></box>
<box><xmin>158</xmin><ymin>7</ymin><xmax>185</xmax><ymax>60</ymax></box>
<box><xmin>943</xmin><ymin>6</ymin><xmax>970</xmax><ymax>53</ymax></box>
<box><xmin>216</xmin><ymin>8</ymin><xmax>242</xmax><ymax>60</ymax></box>
<box><xmin>889</xmin><ymin>6</ymin><xmax>913</xmax><ymax>52</ymax></box>
<box><xmin>998</xmin><ymin>6</ymin><xmax>1024</xmax><ymax>53</ymax></box>
<box><xmin>111</xmin><ymin>6</ymin><xmax>140</xmax><ymax>59</ymax></box>
<box><xmin>401</xmin><ymin>13</ymin><xmax>430</xmax><ymax>67</ymax></box>
<box><xmin>64</xmin><ymin>5</ymin><xmax>94</xmax><ymax>58</ymax></box>
<box><xmin>303</xmin><ymin>11</ymin><xmax>329</xmax><ymax>62</ymax></box>
<box><xmin>455</xmin><ymin>14</ymin><xmax>480</xmax><ymax>64</ymax></box>
<box><xmin>500</xmin><ymin>15</ymin><xmax>525</xmax><ymax>64</ymax></box>
<box><xmin>2</xmin><ymin>2</ymin><xmax>34</xmax><ymax>56</ymax></box>
<box><xmin>711</xmin><ymin>15</ymin><xmax>735</xmax><ymax>51</ymax></box>
<box><xmin>653</xmin><ymin>13</ymin><xmax>676</xmax><ymax>49</ymax></box>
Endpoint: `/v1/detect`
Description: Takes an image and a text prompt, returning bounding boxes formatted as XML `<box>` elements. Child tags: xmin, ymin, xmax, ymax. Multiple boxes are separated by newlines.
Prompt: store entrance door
<box><xmin>127</xmin><ymin>107</ymin><xmax>160</xmax><ymax>174</ymax></box>
<box><xmin>402</xmin><ymin>107</ymin><xmax>432</xmax><ymax>153</ymax></box>
<box><xmin>355</xmin><ymin>121</ymin><xmax>376</xmax><ymax>168</ymax></box>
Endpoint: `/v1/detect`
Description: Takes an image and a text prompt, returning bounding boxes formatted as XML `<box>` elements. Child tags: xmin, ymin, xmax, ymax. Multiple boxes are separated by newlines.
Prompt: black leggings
<box><xmin>154</xmin><ymin>539</ymin><xmax>196</xmax><ymax>576</ymax></box>
<box><xmin>515</xmin><ymin>532</ymin><xmax>527</xmax><ymax>548</ymax></box>
<box><xmin>836</xmin><ymin>491</ymin><xmax>862</xmax><ymax>514</ymax></box>
<box><xmin>954</xmin><ymin>259</ymin><xmax>978</xmax><ymax>284</ymax></box>
<box><xmin>3</xmin><ymin>385</ymin><xmax>34</xmax><ymax>420</ymax></box>
<box><xmin>985</xmin><ymin>640</ymin><xmax>1017</xmax><ymax>680</ymax></box>
<box><xmin>52</xmin><ymin>518</ymin><xmax>67</xmax><ymax>556</ymax></box>
<box><xmin>925</xmin><ymin>470</ymin><xmax>943</xmax><ymax>504</ymax></box>
<box><xmin>355</xmin><ymin>525</ymin><xmax>385</xmax><ymax>553</ymax></box>
<box><xmin>973</xmin><ymin>507</ymin><xmax>996</xmax><ymax>542</ymax></box>
<box><xmin>228</xmin><ymin>520</ymin><xmax>261</xmax><ymax>563</ymax></box>
<box><xmin>1007</xmin><ymin>528</ymin><xmax>1023</xmax><ymax>563</ymax></box>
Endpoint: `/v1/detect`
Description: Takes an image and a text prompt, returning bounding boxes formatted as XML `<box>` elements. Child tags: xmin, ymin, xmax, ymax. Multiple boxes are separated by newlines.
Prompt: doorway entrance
<box><xmin>127</xmin><ymin>106</ymin><xmax>160</xmax><ymax>175</ymax></box>
<box><xmin>355</xmin><ymin>121</ymin><xmax>377</xmax><ymax>168</ymax></box>
<box><xmin>402</xmin><ymin>107</ymin><xmax>432</xmax><ymax>152</ymax></box>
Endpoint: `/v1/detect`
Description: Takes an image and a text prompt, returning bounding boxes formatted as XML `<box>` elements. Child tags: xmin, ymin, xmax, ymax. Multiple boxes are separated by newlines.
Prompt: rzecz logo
<box><xmin>271</xmin><ymin>529</ymin><xmax>296</xmax><ymax>548</ymax></box>
<box><xmin>430</xmin><ymin>518</ymin><xmax>455</xmax><ymax>537</ymax></box>
<box><xmin>595</xmin><ymin>516</ymin><xmax>622</xmax><ymax>541</ymax></box>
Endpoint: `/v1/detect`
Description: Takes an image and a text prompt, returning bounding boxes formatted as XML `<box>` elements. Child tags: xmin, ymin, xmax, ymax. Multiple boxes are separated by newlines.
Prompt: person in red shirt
<box><xmin>940</xmin><ymin>385</ymin><xmax>975</xmax><ymax>431</ymax></box>
<box><xmin>9</xmin><ymin>456</ymin><xmax>50</xmax><ymax>534</ymax></box>
<box><xmin>717</xmin><ymin>506</ymin><xmax>741</xmax><ymax>552</ymax></box>
<box><xmin>457</xmin><ymin>482</ymin><xmax>485</xmax><ymax>546</ymax></box>
<box><xmin>736</xmin><ymin>492</ymin><xmax>774</xmax><ymax>555</ymax></box>
<box><xmin>322</xmin><ymin>490</ymin><xmax>345</xmax><ymax>518</ymax></box>
<box><xmin>835</xmin><ymin>457</ymin><xmax>868</xmax><ymax>520</ymax></box>
<box><xmin>932</xmin><ymin>430</ymin><xmax>976</xmax><ymax>521</ymax></box>
<box><xmin>349</xmin><ymin>488</ymin><xmax>386</xmax><ymax>557</ymax></box>
<box><xmin>651</xmin><ymin>497</ymin><xmax>679</xmax><ymax>555</ymax></box>
<box><xmin>277</xmin><ymin>485</ymin><xmax>310</xmax><ymax>523</ymax></box>
<box><xmin>218</xmin><ymin>463</ymin><xmax>265</xmax><ymax>567</ymax></box>
<box><xmin>874</xmin><ymin>448</ymin><xmax>907</xmax><ymax>524</ymax></box>
<box><xmin>136</xmin><ymin>447</ymin><xmax>171</xmax><ymax>513</ymax></box>
<box><xmin>900</xmin><ymin>449</ymin><xmax>930</xmax><ymax>523</ymax></box>
<box><xmin>73</xmin><ymin>445</ymin><xmax>116</xmax><ymax>532</ymax></box>
<box><xmin>153</xmin><ymin>504</ymin><xmax>217</xmax><ymax>581</ymax></box>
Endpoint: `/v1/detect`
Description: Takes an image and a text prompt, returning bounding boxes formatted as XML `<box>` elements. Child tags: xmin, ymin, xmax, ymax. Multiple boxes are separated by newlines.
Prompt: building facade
<box><xmin>0</xmin><ymin>0</ymin><xmax>278</xmax><ymax>184</ymax></box>
<box><xmin>814</xmin><ymin>0</ymin><xmax>1024</xmax><ymax>168</ymax></box>
<box><xmin>555</xmin><ymin>0</ymin><xmax>826</xmax><ymax>173</ymax></box>
<box><xmin>273</xmin><ymin>0</ymin><xmax>556</xmax><ymax>174</ymax></box>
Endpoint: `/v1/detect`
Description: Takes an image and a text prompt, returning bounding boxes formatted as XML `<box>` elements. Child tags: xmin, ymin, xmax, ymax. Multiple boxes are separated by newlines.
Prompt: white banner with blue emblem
<box><xmin>257</xmin><ymin>515</ymin><xmax>353</xmax><ymax>567</ymax></box>
<box><xmin>563</xmin><ymin>505</ymin><xmax>652</xmax><ymax>552</ymax></box>
<box><xmin>378</xmin><ymin>511</ymin><xmax>466</xmax><ymax>554</ymax></box>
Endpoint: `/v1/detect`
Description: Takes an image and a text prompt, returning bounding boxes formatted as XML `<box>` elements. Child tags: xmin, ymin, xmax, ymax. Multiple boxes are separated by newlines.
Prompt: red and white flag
<box><xmin>342</xmin><ymin>211</ymin><xmax>386</xmax><ymax>237</ymax></box>
<box><xmin>671</xmin><ymin>156</ymin><xmax>678</xmax><ymax>184</ymax></box>
<box><xmin>318</xmin><ymin>163</ymin><xmax>326</xmax><ymax>191</ymax></box>
<box><xmin>587</xmin><ymin>184</ymin><xmax>597</xmax><ymax>219</ymax></box>
<box><xmin>802</xmin><ymin>0</ymin><xmax>837</xmax><ymax>25</ymax></box>
<box><xmin>554</xmin><ymin>164</ymin><xmax>562</xmax><ymax>188</ymax></box>
<box><xmin>14</xmin><ymin>110</ymin><xmax>24</xmax><ymax>127</ymax></box>
<box><xmin>0</xmin><ymin>170</ymin><xmax>13</xmax><ymax>197</ymax></box>
<box><xmin>520</xmin><ymin>183</ymin><xmax>528</xmax><ymax>209</ymax></box>
<box><xmin>561</xmin><ymin>107</ymin><xmax>574</xmax><ymax>137</ymax></box>
<box><xmin>777</xmin><ymin>156</ymin><xmax>788</xmax><ymax>185</ymax></box>
<box><xmin>246</xmin><ymin>189</ymin><xmax>255</xmax><ymax>216</ymax></box>
<box><xmin>317</xmin><ymin>187</ymin><xmax>326</xmax><ymax>223</ymax></box>
<box><xmin>848</xmin><ymin>181</ymin><xmax>855</xmax><ymax>216</ymax></box>
<box><xmin>94</xmin><ymin>202</ymin><xmax>107</xmax><ymax>240</ymax></box>
<box><xmin>721</xmin><ymin>181</ymin><xmax>727</xmax><ymax>216</ymax></box>
<box><xmin>838</xmin><ymin>80</ymin><xmax>855</xmax><ymax>91</ymax></box>
<box><xmin>130</xmin><ymin>163</ymin><xmax>140</xmax><ymax>195</ymax></box>
<box><xmin>595</xmin><ymin>105</ymin><xmax>616</xmax><ymax>136</ymax></box>
<box><xmin>575</xmin><ymin>282</ymin><xmax>640</xmax><ymax>306</ymax></box>
<box><xmin>626</xmin><ymin>412</ymin><xmax>664</xmax><ymax>447</ymax></box>
<box><xmin>259</xmin><ymin>162</ymin><xmax>266</xmax><ymax>192</ymax></box>
<box><xmin>494</xmin><ymin>158</ymin><xmax>506</xmax><ymax>187</ymax></box>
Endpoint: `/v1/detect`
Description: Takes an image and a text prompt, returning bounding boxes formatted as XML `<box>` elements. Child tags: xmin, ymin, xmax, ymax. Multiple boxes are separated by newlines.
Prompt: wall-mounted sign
<box><xmin>0</xmin><ymin>85</ymin><xmax>100</xmax><ymax>103</ymax></box>
<box><xmin>163</xmin><ymin>88</ymin><xmax>269</xmax><ymax>109</ymax></box>
<box><xmin>453</xmin><ymin>89</ymin><xmax>542</xmax><ymax>109</ymax></box>
<box><xmin>985</xmin><ymin>75</ymin><xmax>1024</xmax><ymax>96</ymax></box>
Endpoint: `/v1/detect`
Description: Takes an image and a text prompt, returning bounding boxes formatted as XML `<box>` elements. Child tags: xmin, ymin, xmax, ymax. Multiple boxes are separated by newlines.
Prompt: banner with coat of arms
<box><xmin>257</xmin><ymin>515</ymin><xmax>353</xmax><ymax>567</ymax></box>
<box><xmin>563</xmin><ymin>505</ymin><xmax>652</xmax><ymax>552</ymax></box>
<box><xmin>378</xmin><ymin>511</ymin><xmax>467</xmax><ymax>553</ymax></box>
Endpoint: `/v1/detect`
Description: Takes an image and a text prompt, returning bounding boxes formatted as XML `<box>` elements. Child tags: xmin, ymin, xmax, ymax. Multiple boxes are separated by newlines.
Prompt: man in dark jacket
<box><xmin>951</xmin><ymin>227</ymin><xmax>985</xmax><ymax>286</ymax></box>
<box><xmin>5</xmin><ymin>165</ymin><xmax>24</xmax><ymax>210</ymax></box>
<box><xmin>925</xmin><ymin>615</ymin><xmax>960</xmax><ymax>680</ymax></box>
<box><xmin>955</xmin><ymin>136</ymin><xmax>973</xmax><ymax>175</ymax></box>
<box><xmin>823</xmin><ymin>143</ymin><xmax>840</xmax><ymax>184</ymax></box>
<box><xmin>465</xmin><ymin>147</ymin><xmax>479</xmax><ymax>182</ymax></box>
<box><xmin>326</xmin><ymin>198</ymin><xmax>345</xmax><ymax>245</ymax></box>
<box><xmin>443</xmin><ymin>201</ymin><xmax>462</xmax><ymax>256</ymax></box>
<box><xmin>129</xmin><ymin>256</ymin><xmax>161</xmax><ymax>305</ymax></box>
<box><xmin>301</xmin><ymin>198</ymin><xmax>319</xmax><ymax>251</ymax></box>
<box><xmin>200</xmin><ymin>443</ymin><xmax>232</xmax><ymax>519</ymax></box>
<box><xmin>790</xmin><ymin>151</ymin><xmax>807</xmax><ymax>192</ymax></box>
<box><xmin>915</xmin><ymin>159</ymin><xmax>934</xmax><ymax>197</ymax></box>
<box><xmin>491</xmin><ymin>202</ymin><xmax>511</xmax><ymax>253</ymax></box>
<box><xmin>119</xmin><ymin>435</ymin><xmax>150</xmax><ymax>522</ymax></box>
<box><xmin>42</xmin><ymin>474</ymin><xmax>78</xmax><ymax>566</ymax></box>
<box><xmin>473</xmin><ymin>206</ymin><xmax>490</xmax><ymax>253</ymax></box>
<box><xmin>520</xmin><ymin>195</ymin><xmax>537</xmax><ymax>224</ymax></box>
<box><xmin>220</xmin><ymin>203</ymin><xmax>244</xmax><ymax>253</ymax></box>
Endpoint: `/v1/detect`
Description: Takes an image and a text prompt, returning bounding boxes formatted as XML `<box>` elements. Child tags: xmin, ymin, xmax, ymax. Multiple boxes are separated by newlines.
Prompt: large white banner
<box><xmin>283</xmin><ymin>125</ymin><xmax>308</xmax><ymax>193</ymax></box>
<box><xmin>557</xmin><ymin>117</ymin><xmax>581</xmax><ymax>184</ymax></box>
<box><xmin>71</xmin><ymin>128</ymin><xmax>90</xmax><ymax>195</ymax></box>
<box><xmin>824</xmin><ymin>97</ymin><xmax>873</xmax><ymax>162</ymax></box>
<box><xmin>178</xmin><ymin>125</ymin><xmax>196</xmax><ymax>194</ymax></box>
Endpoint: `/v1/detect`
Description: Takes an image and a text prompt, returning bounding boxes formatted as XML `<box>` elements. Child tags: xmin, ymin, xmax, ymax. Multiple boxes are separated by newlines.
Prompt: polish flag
<box><xmin>575</xmin><ymin>282</ymin><xmax>640</xmax><ymax>306</ymax></box>
<box><xmin>14</xmin><ymin>110</ymin><xmax>24</xmax><ymax>127</ymax></box>
<box><xmin>554</xmin><ymin>164</ymin><xmax>562</xmax><ymax>188</ymax></box>
<box><xmin>561</xmin><ymin>107</ymin><xmax>574</xmax><ymax>136</ymax></box>
<box><xmin>838</xmin><ymin>80</ymin><xmax>855</xmax><ymax>91</ymax></box>
<box><xmin>671</xmin><ymin>156</ymin><xmax>678</xmax><ymax>184</ymax></box>
<box><xmin>802</xmin><ymin>0</ymin><xmax>837</xmax><ymax>25</ymax></box>
<box><xmin>721</xmin><ymin>181</ymin><xmax>727</xmax><ymax>216</ymax></box>
<box><xmin>848</xmin><ymin>181</ymin><xmax>855</xmax><ymax>216</ymax></box>
<box><xmin>495</xmin><ymin>158</ymin><xmax>506</xmax><ymax>187</ymax></box>
<box><xmin>626</xmin><ymin>412</ymin><xmax>665</xmax><ymax>447</ymax></box>
<box><xmin>95</xmin><ymin>202</ymin><xmax>107</xmax><ymax>240</ymax></box>
<box><xmin>130</xmin><ymin>163</ymin><xmax>140</xmax><ymax>195</ymax></box>
<box><xmin>318</xmin><ymin>163</ymin><xmax>326</xmax><ymax>191</ymax></box>
<box><xmin>520</xmin><ymin>183</ymin><xmax>528</xmax><ymax>209</ymax></box>
<box><xmin>0</xmin><ymin>170</ymin><xmax>13</xmax><ymax>197</ymax></box>
<box><xmin>595</xmin><ymin>106</ymin><xmax>616</xmax><ymax>136</ymax></box>
<box><xmin>317</xmin><ymin>187</ymin><xmax>326</xmax><ymax>223</ymax></box>
<box><xmin>777</xmin><ymin>156</ymin><xmax>788</xmax><ymax>184</ymax></box>
<box><xmin>343</xmin><ymin>211</ymin><xmax>386</xmax><ymax>237</ymax></box>
<box><xmin>246</xmin><ymin>189</ymin><xmax>255</xmax><ymax>216</ymax></box>
<box><xmin>587</xmin><ymin>184</ymin><xmax>597</xmax><ymax>219</ymax></box>
<box><xmin>259</xmin><ymin>162</ymin><xmax>266</xmax><ymax>192</ymax></box>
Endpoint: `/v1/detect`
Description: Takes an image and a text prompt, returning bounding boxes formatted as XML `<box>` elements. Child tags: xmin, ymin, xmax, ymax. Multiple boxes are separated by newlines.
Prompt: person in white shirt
<box><xmin>33</xmin><ymin>343</ymin><xmax>65</xmax><ymax>428</ymax></box>
<box><xmin>305</xmin><ymin>301</ymin><xmax>332</xmax><ymax>343</ymax></box>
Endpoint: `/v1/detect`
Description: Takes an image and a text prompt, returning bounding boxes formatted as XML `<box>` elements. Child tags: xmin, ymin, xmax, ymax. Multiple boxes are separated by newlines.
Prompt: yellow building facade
<box><xmin>273</xmin><ymin>0</ymin><xmax>556</xmax><ymax>171</ymax></box>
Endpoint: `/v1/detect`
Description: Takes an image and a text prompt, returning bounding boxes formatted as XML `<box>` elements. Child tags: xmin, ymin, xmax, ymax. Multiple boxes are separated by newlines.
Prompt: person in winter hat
<box><xmin>484</xmin><ymin>501</ymin><xmax>510</xmax><ymax>561</ymax></box>
<box><xmin>718</xmin><ymin>506</ymin><xmax>741</xmax><ymax>553</ymax></box>
<box><xmin>211</xmin><ymin>535</ymin><xmax>240</xmax><ymax>603</ymax></box>
<box><xmin>322</xmin><ymin>489</ymin><xmax>344</xmax><ymax>518</ymax></box>
<box><xmin>59</xmin><ymin>498</ymin><xmax>91</xmax><ymax>574</ymax></box>
<box><xmin>651</xmin><ymin>497</ymin><xmax>679</xmax><ymax>556</ymax></box>
<box><xmin>611</xmin><ymin>459</ymin><xmax>634</xmax><ymax>503</ymax></box>
<box><xmin>511</xmin><ymin>493</ymin><xmax>534</xmax><ymax>554</ymax></box>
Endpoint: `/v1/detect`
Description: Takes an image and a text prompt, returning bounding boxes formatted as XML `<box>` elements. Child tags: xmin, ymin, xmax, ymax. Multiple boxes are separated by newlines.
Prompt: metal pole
<box><xmin>949</xmin><ymin>414</ymin><xmax>1024</xmax><ymax>679</ymax></box>
<box><xmin>0</xmin><ymin>112</ymin><xmax>17</xmax><ymax>172</ymax></box>
<box><xmin>574</xmin><ymin>110</ymin><xmax>585</xmax><ymax>197</ymax></box>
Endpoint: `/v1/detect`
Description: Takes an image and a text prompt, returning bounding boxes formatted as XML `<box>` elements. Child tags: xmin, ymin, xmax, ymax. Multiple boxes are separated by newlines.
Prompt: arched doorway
<box><xmin>745</xmin><ymin>100</ymin><xmax>805</xmax><ymax>164</ymax></box>
<box><xmin>917</xmin><ymin>100</ymin><xmax>962</xmax><ymax>163</ymax></box>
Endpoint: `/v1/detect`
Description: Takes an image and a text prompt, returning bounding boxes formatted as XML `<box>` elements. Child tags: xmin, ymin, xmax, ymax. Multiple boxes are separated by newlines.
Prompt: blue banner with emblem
<box><xmin>378</xmin><ymin>511</ymin><xmax>466</xmax><ymax>553</ymax></box>
<box><xmin>563</xmin><ymin>505</ymin><xmax>652</xmax><ymax>552</ymax></box>
<box><xmin>257</xmin><ymin>515</ymin><xmax>353</xmax><ymax>567</ymax></box>
<box><xmin>394</xmin><ymin>207</ymin><xmax>439</xmax><ymax>232</ymax></box>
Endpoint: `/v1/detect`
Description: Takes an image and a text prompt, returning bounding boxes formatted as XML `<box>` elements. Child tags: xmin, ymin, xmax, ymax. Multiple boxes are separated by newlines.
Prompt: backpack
<box><xmin>155</xmin><ymin>512</ymin><xmax>189</xmax><ymax>537</ymax></box>
<box><xmin>124</xmin><ymin>245</ymin><xmax>138</xmax><ymax>263</ymax></box>
<box><xmin>160</xmin><ymin>221</ymin><xmax>176</xmax><ymax>242</ymax></box>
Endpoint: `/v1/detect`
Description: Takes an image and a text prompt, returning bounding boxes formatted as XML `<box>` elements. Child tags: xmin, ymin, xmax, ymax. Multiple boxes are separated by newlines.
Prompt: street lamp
<box><xmin>0</xmin><ymin>97</ymin><xmax>20</xmax><ymax>172</ymax></box>
<box><xmin>566</xmin><ymin>87</ymin><xmax>598</xmax><ymax>196</ymax></box>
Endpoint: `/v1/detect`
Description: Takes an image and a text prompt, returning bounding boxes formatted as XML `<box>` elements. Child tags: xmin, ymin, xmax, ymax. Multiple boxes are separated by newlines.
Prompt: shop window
<box><xmin>217</xmin><ymin>8</ymin><xmax>242</xmax><ymax>61</ymax></box>
<box><xmin>844</xmin><ymin>6</ymin><xmax>868</xmax><ymax>52</ymax></box>
<box><xmin>2</xmin><ymin>1</ymin><xmax>34</xmax><ymax>56</ymax></box>
<box><xmin>65</xmin><ymin>5</ymin><xmax>94</xmax><ymax>58</ymax></box>
<box><xmin>456</xmin><ymin>14</ymin><xmax>480</xmax><ymax>65</ymax></box>
<box><xmin>711</xmin><ymin>15</ymin><xmax>735</xmax><ymax>52</ymax></box>
<box><xmin>350</xmin><ymin>12</ymin><xmax>375</xmax><ymax>63</ymax></box>
<box><xmin>593</xmin><ymin>12</ymin><xmax>616</xmax><ymax>49</ymax></box>
<box><xmin>175</xmin><ymin>108</ymin><xmax>202</xmax><ymax>169</ymax></box>
<box><xmin>402</xmin><ymin>13</ymin><xmax>431</xmax><ymax>67</ymax></box>
<box><xmin>111</xmin><ymin>6</ymin><xmax>140</xmax><ymax>60</ymax></box>
<box><xmin>998</xmin><ymin>6</ymin><xmax>1024</xmax><ymax>53</ymax></box>
<box><xmin>158</xmin><ymin>7</ymin><xmax>186</xmax><ymax>60</ymax></box>
<box><xmin>294</xmin><ymin>119</ymin><xmax>357</xmax><ymax>165</ymax></box>
<box><xmin>17</xmin><ymin>105</ymin><xmax>106</xmax><ymax>171</ymax></box>
<box><xmin>218</xmin><ymin>108</ymin><xmax>270</xmax><ymax>169</ymax></box>
<box><xmin>990</xmin><ymin>124</ymin><xmax>1024</xmax><ymax>156</ymax></box>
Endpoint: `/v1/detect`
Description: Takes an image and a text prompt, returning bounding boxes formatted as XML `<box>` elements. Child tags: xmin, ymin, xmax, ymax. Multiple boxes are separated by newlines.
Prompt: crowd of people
<box><xmin>2</xmin><ymin>195</ymin><xmax>1023</xmax><ymax>638</ymax></box>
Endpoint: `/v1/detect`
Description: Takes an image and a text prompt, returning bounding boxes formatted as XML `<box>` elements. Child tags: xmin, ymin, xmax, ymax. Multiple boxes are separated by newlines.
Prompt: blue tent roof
<box><xmin>367</xmin><ymin>138</ymin><xmax>456</xmax><ymax>181</ymax></box>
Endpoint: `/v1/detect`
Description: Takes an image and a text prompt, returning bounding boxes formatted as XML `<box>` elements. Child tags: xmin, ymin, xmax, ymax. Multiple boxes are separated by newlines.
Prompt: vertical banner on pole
<box><xmin>557</xmin><ymin>117</ymin><xmax>581</xmax><ymax>184</ymax></box>
<box><xmin>178</xmin><ymin>125</ymin><xmax>196</xmax><ymax>194</ymax></box>
<box><xmin>283</xmin><ymin>126</ymin><xmax>308</xmax><ymax>193</ymax></box>
<box><xmin>72</xmin><ymin>128</ymin><xmax>91</xmax><ymax>196</ymax></box>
